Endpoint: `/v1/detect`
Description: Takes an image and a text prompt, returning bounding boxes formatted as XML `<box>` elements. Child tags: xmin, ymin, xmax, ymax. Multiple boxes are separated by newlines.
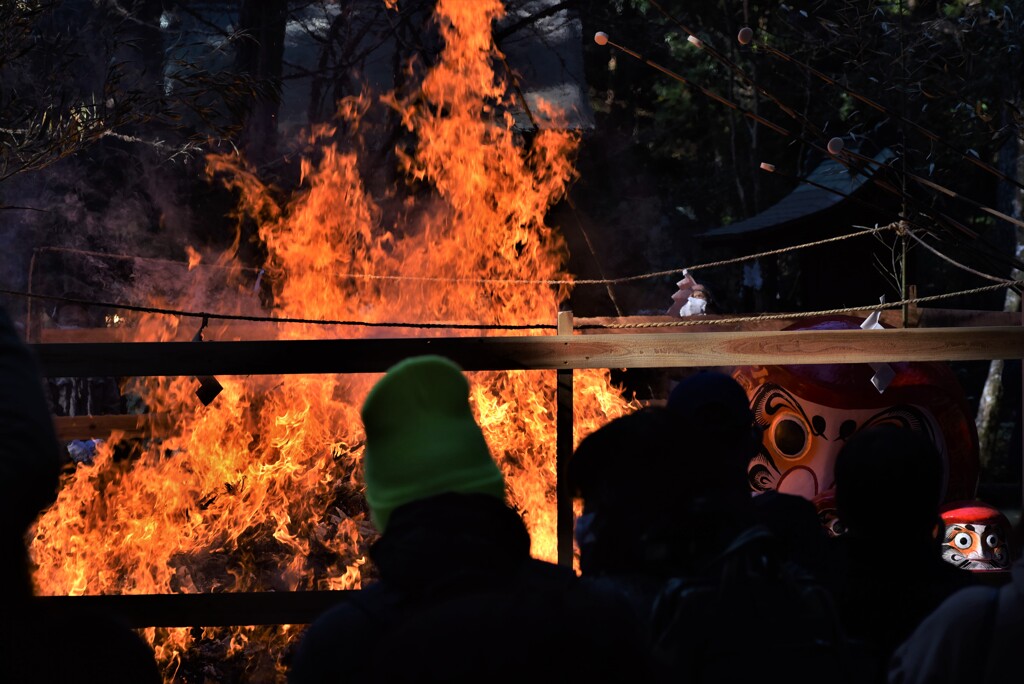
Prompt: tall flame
<box><xmin>30</xmin><ymin>1</ymin><xmax>638</xmax><ymax>679</ymax></box>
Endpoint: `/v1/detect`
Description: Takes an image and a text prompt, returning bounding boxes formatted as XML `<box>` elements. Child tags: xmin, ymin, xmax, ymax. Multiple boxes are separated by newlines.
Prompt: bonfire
<box><xmin>29</xmin><ymin>1</ymin><xmax>637</xmax><ymax>680</ymax></box>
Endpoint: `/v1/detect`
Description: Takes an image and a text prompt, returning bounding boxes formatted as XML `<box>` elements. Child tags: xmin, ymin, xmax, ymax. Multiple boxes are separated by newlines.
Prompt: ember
<box><xmin>28</xmin><ymin>0</ymin><xmax>637</xmax><ymax>679</ymax></box>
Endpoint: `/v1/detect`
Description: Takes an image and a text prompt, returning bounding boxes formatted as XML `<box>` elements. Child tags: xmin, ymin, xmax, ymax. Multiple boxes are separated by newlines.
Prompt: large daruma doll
<box><xmin>731</xmin><ymin>317</ymin><xmax>979</xmax><ymax>505</ymax></box>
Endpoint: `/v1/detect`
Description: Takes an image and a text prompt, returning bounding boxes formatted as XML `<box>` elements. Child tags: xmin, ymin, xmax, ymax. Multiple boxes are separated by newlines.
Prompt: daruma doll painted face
<box><xmin>732</xmin><ymin>317</ymin><xmax>978</xmax><ymax>504</ymax></box>
<box><xmin>939</xmin><ymin>501</ymin><xmax>1011</xmax><ymax>572</ymax></box>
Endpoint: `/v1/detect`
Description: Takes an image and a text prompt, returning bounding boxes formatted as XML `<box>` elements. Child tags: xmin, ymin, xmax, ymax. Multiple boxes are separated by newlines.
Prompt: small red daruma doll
<box><xmin>939</xmin><ymin>501</ymin><xmax>1011</xmax><ymax>573</ymax></box>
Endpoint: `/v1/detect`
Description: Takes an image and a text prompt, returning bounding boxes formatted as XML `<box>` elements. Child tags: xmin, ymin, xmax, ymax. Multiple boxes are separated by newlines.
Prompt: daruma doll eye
<box><xmin>772</xmin><ymin>417</ymin><xmax>807</xmax><ymax>458</ymax></box>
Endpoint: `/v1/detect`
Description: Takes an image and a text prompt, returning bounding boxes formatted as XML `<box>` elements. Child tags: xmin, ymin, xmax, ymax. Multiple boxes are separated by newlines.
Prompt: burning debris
<box><xmin>28</xmin><ymin>1</ymin><xmax>636</xmax><ymax>679</ymax></box>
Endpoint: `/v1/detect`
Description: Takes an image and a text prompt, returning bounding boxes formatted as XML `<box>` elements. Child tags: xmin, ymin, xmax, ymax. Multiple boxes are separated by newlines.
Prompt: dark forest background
<box><xmin>2</xmin><ymin>0</ymin><xmax>1022</xmax><ymax>484</ymax></box>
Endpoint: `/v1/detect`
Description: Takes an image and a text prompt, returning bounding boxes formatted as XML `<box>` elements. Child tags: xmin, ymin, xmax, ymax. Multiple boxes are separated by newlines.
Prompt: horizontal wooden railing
<box><xmin>33</xmin><ymin>592</ymin><xmax>349</xmax><ymax>628</ymax></box>
<box><xmin>30</xmin><ymin>326</ymin><xmax>1024</xmax><ymax>377</ymax></box>
<box><xmin>54</xmin><ymin>413</ymin><xmax>171</xmax><ymax>441</ymax></box>
<box><xmin>31</xmin><ymin>319</ymin><xmax>1024</xmax><ymax>627</ymax></box>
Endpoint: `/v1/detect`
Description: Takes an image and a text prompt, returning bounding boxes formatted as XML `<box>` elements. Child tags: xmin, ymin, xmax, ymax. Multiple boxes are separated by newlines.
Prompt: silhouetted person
<box><xmin>888</xmin><ymin>549</ymin><xmax>1024</xmax><ymax>684</ymax></box>
<box><xmin>661</xmin><ymin>371</ymin><xmax>764</xmax><ymax>570</ymax></box>
<box><xmin>0</xmin><ymin>306</ymin><xmax>160</xmax><ymax>684</ymax></box>
<box><xmin>569</xmin><ymin>406</ymin><xmax>685</xmax><ymax>619</ymax></box>
<box><xmin>750</xmin><ymin>489</ymin><xmax>835</xmax><ymax>577</ymax></box>
<box><xmin>575</xmin><ymin>372</ymin><xmax>859</xmax><ymax>683</ymax></box>
<box><xmin>289</xmin><ymin>355</ymin><xmax>653</xmax><ymax>684</ymax></box>
<box><xmin>831</xmin><ymin>425</ymin><xmax>974</xmax><ymax>677</ymax></box>
<box><xmin>569</xmin><ymin>374</ymin><xmax>762</xmax><ymax>614</ymax></box>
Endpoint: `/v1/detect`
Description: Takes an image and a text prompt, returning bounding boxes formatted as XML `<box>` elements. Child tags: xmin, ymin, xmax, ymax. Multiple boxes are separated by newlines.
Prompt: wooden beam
<box><xmin>33</xmin><ymin>591</ymin><xmax>349</xmax><ymax>628</ymax></box>
<box><xmin>30</xmin><ymin>326</ymin><xmax>1024</xmax><ymax>377</ymax></box>
<box><xmin>53</xmin><ymin>414</ymin><xmax>172</xmax><ymax>441</ymax></box>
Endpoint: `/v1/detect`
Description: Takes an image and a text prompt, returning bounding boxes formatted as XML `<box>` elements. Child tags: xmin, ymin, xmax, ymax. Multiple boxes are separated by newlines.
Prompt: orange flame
<box><xmin>30</xmin><ymin>1</ymin><xmax>638</xmax><ymax>679</ymax></box>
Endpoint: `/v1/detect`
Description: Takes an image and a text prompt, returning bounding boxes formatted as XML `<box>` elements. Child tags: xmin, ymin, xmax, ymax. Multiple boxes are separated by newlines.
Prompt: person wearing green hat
<box><xmin>290</xmin><ymin>355</ymin><xmax>655</xmax><ymax>684</ymax></box>
<box><xmin>360</xmin><ymin>354</ymin><xmax>507</xmax><ymax>533</ymax></box>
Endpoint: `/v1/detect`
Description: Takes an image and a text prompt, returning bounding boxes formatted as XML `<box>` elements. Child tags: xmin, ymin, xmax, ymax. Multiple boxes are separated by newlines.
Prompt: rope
<box><xmin>903</xmin><ymin>230</ymin><xmax>1010</xmax><ymax>285</ymax></box>
<box><xmin>0</xmin><ymin>289</ymin><xmax>556</xmax><ymax>331</ymax></box>
<box><xmin>674</xmin><ymin>224</ymin><xmax>896</xmax><ymax>277</ymax></box>
<box><xmin>32</xmin><ymin>223</ymin><xmax>892</xmax><ymax>290</ymax></box>
<box><xmin>0</xmin><ymin>224</ymin><xmax>901</xmax><ymax>334</ymax></box>
<box><xmin>242</xmin><ymin>223</ymin><xmax>893</xmax><ymax>288</ymax></box>
<box><xmin>578</xmin><ymin>279</ymin><xmax>1024</xmax><ymax>329</ymax></box>
<box><xmin>6</xmin><ymin>277</ymin><xmax>1021</xmax><ymax>334</ymax></box>
<box><xmin>27</xmin><ymin>225</ymin><xmax>895</xmax><ymax>292</ymax></box>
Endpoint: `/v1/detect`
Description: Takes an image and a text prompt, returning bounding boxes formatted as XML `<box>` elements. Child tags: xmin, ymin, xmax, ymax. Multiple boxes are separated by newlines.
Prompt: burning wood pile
<box><xmin>28</xmin><ymin>1</ymin><xmax>636</xmax><ymax>680</ymax></box>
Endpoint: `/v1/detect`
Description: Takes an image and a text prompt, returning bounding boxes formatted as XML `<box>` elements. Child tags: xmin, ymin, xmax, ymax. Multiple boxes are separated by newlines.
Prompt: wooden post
<box><xmin>556</xmin><ymin>310</ymin><xmax>574</xmax><ymax>567</ymax></box>
<box><xmin>901</xmin><ymin>223</ymin><xmax>910</xmax><ymax>327</ymax></box>
<box><xmin>907</xmin><ymin>284</ymin><xmax>919</xmax><ymax>328</ymax></box>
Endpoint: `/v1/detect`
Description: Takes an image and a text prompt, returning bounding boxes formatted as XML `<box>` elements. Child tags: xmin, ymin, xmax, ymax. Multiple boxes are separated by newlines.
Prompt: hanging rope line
<box><xmin>11</xmin><ymin>221</ymin><xmax>1012</xmax><ymax>332</ymax></box>
<box><xmin>579</xmin><ymin>279</ymin><xmax>1024</xmax><ymax>329</ymax></box>
<box><xmin>323</xmin><ymin>223</ymin><xmax>893</xmax><ymax>285</ymax></box>
<box><xmin>20</xmin><ymin>223</ymin><xmax>896</xmax><ymax>295</ymax></box>
<box><xmin>903</xmin><ymin>229</ymin><xmax>1011</xmax><ymax>285</ymax></box>
<box><xmin>668</xmin><ymin>223</ymin><xmax>896</xmax><ymax>277</ymax></box>
<box><xmin>0</xmin><ymin>288</ymin><xmax>557</xmax><ymax>331</ymax></box>
<box><xmin>5</xmin><ymin>276</ymin><xmax>1020</xmax><ymax>334</ymax></box>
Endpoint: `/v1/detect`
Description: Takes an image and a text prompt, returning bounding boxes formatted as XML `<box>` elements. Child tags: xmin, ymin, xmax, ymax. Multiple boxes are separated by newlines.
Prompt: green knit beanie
<box><xmin>361</xmin><ymin>355</ymin><xmax>506</xmax><ymax>532</ymax></box>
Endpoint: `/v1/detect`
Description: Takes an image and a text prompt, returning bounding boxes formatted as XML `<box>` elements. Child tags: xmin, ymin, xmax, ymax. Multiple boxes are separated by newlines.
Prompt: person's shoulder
<box><xmin>2</xmin><ymin>602</ymin><xmax>161</xmax><ymax>684</ymax></box>
<box><xmin>926</xmin><ymin>585</ymin><xmax>1000</xmax><ymax>628</ymax></box>
<box><xmin>504</xmin><ymin>557</ymin><xmax>576</xmax><ymax>593</ymax></box>
<box><xmin>289</xmin><ymin>584</ymin><xmax>401</xmax><ymax>684</ymax></box>
<box><xmin>300</xmin><ymin>583</ymin><xmax>399</xmax><ymax>640</ymax></box>
<box><xmin>904</xmin><ymin>585</ymin><xmax>998</xmax><ymax>645</ymax></box>
<box><xmin>889</xmin><ymin>585</ymin><xmax>1000</xmax><ymax>684</ymax></box>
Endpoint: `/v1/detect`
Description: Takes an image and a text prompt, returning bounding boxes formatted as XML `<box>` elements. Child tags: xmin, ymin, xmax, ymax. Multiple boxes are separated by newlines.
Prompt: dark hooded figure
<box><xmin>569</xmin><ymin>406</ymin><xmax>682</xmax><ymax>612</ymax></box>
<box><xmin>574</xmin><ymin>371</ymin><xmax>860</xmax><ymax>684</ymax></box>
<box><xmin>288</xmin><ymin>355</ymin><xmax>654</xmax><ymax>684</ymax></box>
<box><xmin>568</xmin><ymin>372</ymin><xmax>762</xmax><ymax>620</ymax></box>
<box><xmin>831</xmin><ymin>425</ymin><xmax>975</xmax><ymax>674</ymax></box>
<box><xmin>0</xmin><ymin>307</ymin><xmax>160</xmax><ymax>684</ymax></box>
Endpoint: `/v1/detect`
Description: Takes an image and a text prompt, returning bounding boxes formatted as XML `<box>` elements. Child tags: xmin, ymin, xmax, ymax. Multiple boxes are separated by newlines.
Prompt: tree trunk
<box><xmin>975</xmin><ymin>118</ymin><xmax>1022</xmax><ymax>470</ymax></box>
<box><xmin>234</xmin><ymin>0</ymin><xmax>288</xmax><ymax>166</ymax></box>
